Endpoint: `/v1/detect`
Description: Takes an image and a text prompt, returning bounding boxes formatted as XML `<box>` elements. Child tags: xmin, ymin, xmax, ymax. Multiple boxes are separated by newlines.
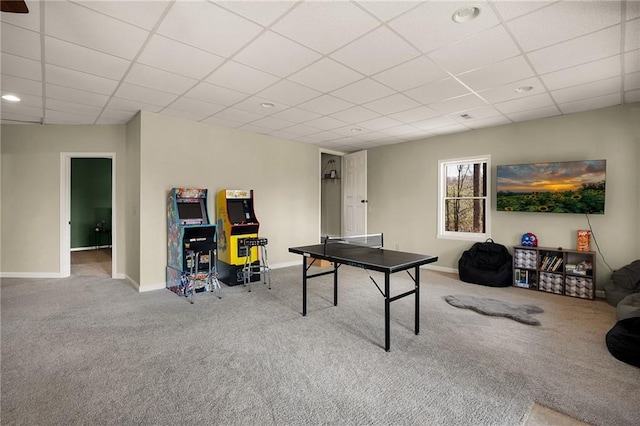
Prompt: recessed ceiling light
<box><xmin>260</xmin><ymin>102</ymin><xmax>275</xmax><ymax>108</ymax></box>
<box><xmin>514</xmin><ymin>86</ymin><xmax>534</xmax><ymax>93</ymax></box>
<box><xmin>452</xmin><ymin>6</ymin><xmax>481</xmax><ymax>23</ymax></box>
<box><xmin>2</xmin><ymin>94</ymin><xmax>21</xmax><ymax>102</ymax></box>
<box><xmin>350</xmin><ymin>128</ymin><xmax>362</xmax><ymax>132</ymax></box>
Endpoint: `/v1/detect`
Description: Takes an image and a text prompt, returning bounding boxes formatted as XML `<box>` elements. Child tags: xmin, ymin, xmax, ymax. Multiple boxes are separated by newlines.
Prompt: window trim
<box><xmin>437</xmin><ymin>155</ymin><xmax>491</xmax><ymax>241</ymax></box>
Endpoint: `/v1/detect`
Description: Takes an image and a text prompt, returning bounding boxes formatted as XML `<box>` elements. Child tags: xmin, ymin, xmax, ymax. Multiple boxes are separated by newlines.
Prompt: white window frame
<box><xmin>437</xmin><ymin>155</ymin><xmax>491</xmax><ymax>241</ymax></box>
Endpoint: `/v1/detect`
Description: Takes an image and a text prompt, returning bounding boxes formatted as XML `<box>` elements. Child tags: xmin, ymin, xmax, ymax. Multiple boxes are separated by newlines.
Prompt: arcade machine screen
<box><xmin>177</xmin><ymin>200</ymin><xmax>206</xmax><ymax>225</ymax></box>
<box><xmin>227</xmin><ymin>199</ymin><xmax>248</xmax><ymax>224</ymax></box>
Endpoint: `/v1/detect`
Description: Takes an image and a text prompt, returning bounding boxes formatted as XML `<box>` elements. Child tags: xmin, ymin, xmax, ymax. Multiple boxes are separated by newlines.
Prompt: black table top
<box><xmin>289</xmin><ymin>243</ymin><xmax>438</xmax><ymax>274</ymax></box>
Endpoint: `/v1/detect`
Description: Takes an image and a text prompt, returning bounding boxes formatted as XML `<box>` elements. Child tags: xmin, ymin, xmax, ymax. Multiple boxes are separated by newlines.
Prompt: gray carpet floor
<box><xmin>1</xmin><ymin>265</ymin><xmax>638</xmax><ymax>425</ymax></box>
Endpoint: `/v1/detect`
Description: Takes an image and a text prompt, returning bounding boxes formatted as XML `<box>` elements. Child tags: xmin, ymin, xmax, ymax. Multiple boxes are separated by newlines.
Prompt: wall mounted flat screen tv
<box><xmin>496</xmin><ymin>160</ymin><xmax>606</xmax><ymax>214</ymax></box>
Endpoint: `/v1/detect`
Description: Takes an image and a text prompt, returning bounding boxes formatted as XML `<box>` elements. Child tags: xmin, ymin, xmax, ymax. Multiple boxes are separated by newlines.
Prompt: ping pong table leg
<box><xmin>385</xmin><ymin>272</ymin><xmax>390</xmax><ymax>352</ymax></box>
<box><xmin>302</xmin><ymin>258</ymin><xmax>307</xmax><ymax>316</ymax></box>
<box><xmin>333</xmin><ymin>262</ymin><xmax>338</xmax><ymax>306</ymax></box>
<box><xmin>415</xmin><ymin>266</ymin><xmax>420</xmax><ymax>335</ymax></box>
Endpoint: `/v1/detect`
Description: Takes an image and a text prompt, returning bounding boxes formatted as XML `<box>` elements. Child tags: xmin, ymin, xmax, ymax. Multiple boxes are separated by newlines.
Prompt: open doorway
<box><xmin>320</xmin><ymin>152</ymin><xmax>342</xmax><ymax>238</ymax></box>
<box><xmin>60</xmin><ymin>153</ymin><xmax>116</xmax><ymax>278</ymax></box>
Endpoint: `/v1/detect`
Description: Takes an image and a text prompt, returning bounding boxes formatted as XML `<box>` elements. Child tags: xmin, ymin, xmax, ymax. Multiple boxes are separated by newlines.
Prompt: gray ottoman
<box><xmin>617</xmin><ymin>293</ymin><xmax>640</xmax><ymax>321</ymax></box>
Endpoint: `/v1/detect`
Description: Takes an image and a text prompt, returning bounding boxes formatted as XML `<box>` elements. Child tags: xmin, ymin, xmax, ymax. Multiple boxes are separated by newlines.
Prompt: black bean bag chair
<box><xmin>606</xmin><ymin>317</ymin><xmax>640</xmax><ymax>367</ymax></box>
<box><xmin>458</xmin><ymin>239</ymin><xmax>513</xmax><ymax>287</ymax></box>
<box><xmin>604</xmin><ymin>259</ymin><xmax>640</xmax><ymax>306</ymax></box>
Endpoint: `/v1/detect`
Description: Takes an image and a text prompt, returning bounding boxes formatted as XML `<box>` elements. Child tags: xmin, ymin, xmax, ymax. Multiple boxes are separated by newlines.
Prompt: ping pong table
<box><xmin>288</xmin><ymin>234</ymin><xmax>438</xmax><ymax>351</ymax></box>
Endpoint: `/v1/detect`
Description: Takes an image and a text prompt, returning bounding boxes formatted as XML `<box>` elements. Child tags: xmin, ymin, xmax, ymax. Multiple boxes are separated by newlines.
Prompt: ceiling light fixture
<box><xmin>452</xmin><ymin>6</ymin><xmax>481</xmax><ymax>23</ymax></box>
<box><xmin>514</xmin><ymin>86</ymin><xmax>534</xmax><ymax>93</ymax></box>
<box><xmin>350</xmin><ymin>127</ymin><xmax>362</xmax><ymax>132</ymax></box>
<box><xmin>2</xmin><ymin>94</ymin><xmax>21</xmax><ymax>102</ymax></box>
<box><xmin>260</xmin><ymin>102</ymin><xmax>275</xmax><ymax>108</ymax></box>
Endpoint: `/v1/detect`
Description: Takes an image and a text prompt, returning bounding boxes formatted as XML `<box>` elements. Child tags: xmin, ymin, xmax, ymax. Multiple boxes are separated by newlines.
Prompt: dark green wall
<box><xmin>71</xmin><ymin>158</ymin><xmax>112</xmax><ymax>249</ymax></box>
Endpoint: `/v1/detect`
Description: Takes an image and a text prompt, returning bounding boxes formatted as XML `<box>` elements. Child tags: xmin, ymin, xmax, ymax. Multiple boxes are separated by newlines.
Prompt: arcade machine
<box><xmin>166</xmin><ymin>188</ymin><xmax>221</xmax><ymax>303</ymax></box>
<box><xmin>216</xmin><ymin>189</ymin><xmax>270</xmax><ymax>290</ymax></box>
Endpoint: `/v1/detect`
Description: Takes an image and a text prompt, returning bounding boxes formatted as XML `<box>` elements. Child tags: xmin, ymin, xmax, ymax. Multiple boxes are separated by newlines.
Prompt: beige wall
<box><xmin>368</xmin><ymin>104</ymin><xmax>640</xmax><ymax>290</ymax></box>
<box><xmin>137</xmin><ymin>111</ymin><xmax>319</xmax><ymax>291</ymax></box>
<box><xmin>125</xmin><ymin>114</ymin><xmax>141</xmax><ymax>286</ymax></box>
<box><xmin>1</xmin><ymin>124</ymin><xmax>127</xmax><ymax>277</ymax></box>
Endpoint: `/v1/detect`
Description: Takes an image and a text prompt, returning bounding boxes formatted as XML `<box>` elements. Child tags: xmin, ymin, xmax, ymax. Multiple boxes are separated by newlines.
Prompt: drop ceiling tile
<box><xmin>388</xmin><ymin>106</ymin><xmax>440</xmax><ymax>124</ymax></box>
<box><xmin>125</xmin><ymin>63</ymin><xmax>197</xmax><ymax>95</ymax></box>
<box><xmin>257</xmin><ymin>80</ymin><xmax>322</xmax><ymax>106</ymax></box>
<box><xmin>232</xmin><ymin>96</ymin><xmax>288</xmax><ymax>115</ymax></box>
<box><xmin>1</xmin><ymin>75</ymin><xmax>42</xmax><ymax>97</ymax></box>
<box><xmin>233</xmin><ymin>31</ymin><xmax>322</xmax><ymax>77</ymax></box>
<box><xmin>298</xmin><ymin>95</ymin><xmax>354</xmax><ymax>115</ymax></box>
<box><xmin>80</xmin><ymin>0</ymin><xmax>169</xmax><ymax>31</ymax></box>
<box><xmin>528</xmin><ymin>26</ymin><xmax>621</xmax><ymax>75</ymax></box>
<box><xmin>0</xmin><ymin>0</ymin><xmax>40</xmax><ymax>32</ymax></box>
<box><xmin>625</xmin><ymin>50</ymin><xmax>640</xmax><ymax>73</ymax></box>
<box><xmin>201</xmin><ymin>116</ymin><xmax>243</xmax><ymax>129</ymax></box>
<box><xmin>626</xmin><ymin>18</ymin><xmax>640</xmax><ymax>52</ymax></box>
<box><xmin>330</xmin><ymin>125</ymin><xmax>374</xmax><ymax>137</ymax></box>
<box><xmin>362</xmin><ymin>93</ymin><xmax>420</xmax><ymax>115</ymax></box>
<box><xmin>269</xmin><ymin>107</ymin><xmax>322</xmax><ymax>123</ymax></box>
<box><xmin>107</xmin><ymin>96</ymin><xmax>165</xmax><ymax>114</ymax></box>
<box><xmin>331</xmin><ymin>78</ymin><xmax>395</xmax><ymax>104</ymax></box>
<box><xmin>46</xmin><ymin>108</ymin><xmax>98</xmax><ymax>124</ymax></box>
<box><xmin>46</xmin><ymin>98</ymin><xmax>103</xmax><ymax>117</ymax></box>
<box><xmin>463</xmin><ymin>116</ymin><xmax>512</xmax><ymax>130</ymax></box>
<box><xmin>206</xmin><ymin>61</ymin><xmax>280</xmax><ymax>94</ymax></box>
<box><xmin>428</xmin><ymin>26</ymin><xmax>521</xmax><ymax>75</ymax></box>
<box><xmin>278</xmin><ymin>123</ymin><xmax>322</xmax><ymax>137</ymax></box>
<box><xmin>625</xmin><ymin>89</ymin><xmax>640</xmax><ymax>103</ymax></box>
<box><xmin>114</xmin><ymin>82</ymin><xmax>179</xmax><ymax>106</ymax></box>
<box><xmin>558</xmin><ymin>93</ymin><xmax>621</xmax><ymax>114</ymax></box>
<box><xmin>271</xmin><ymin>1</ymin><xmax>380</xmax><ymax>54</ymax></box>
<box><xmin>305</xmin><ymin>116</ymin><xmax>348</xmax><ymax>131</ymax></box>
<box><xmin>358</xmin><ymin>117</ymin><xmax>404</xmax><ymax>131</ymax></box>
<box><xmin>45</xmin><ymin>64</ymin><xmax>118</xmax><ymax>95</ymax></box>
<box><xmin>448</xmin><ymin>105</ymin><xmax>502</xmax><ymax>123</ymax></box>
<box><xmin>247</xmin><ymin>116</ymin><xmax>294</xmax><ymax>131</ymax></box>
<box><xmin>456</xmin><ymin>56</ymin><xmax>535</xmax><ymax>92</ymax></box>
<box><xmin>1</xmin><ymin>23</ymin><xmax>40</xmax><ymax>61</ymax></box>
<box><xmin>628</xmin><ymin>1</ymin><xmax>640</xmax><ymax>20</ymax></box>
<box><xmin>378</xmin><ymin>124</ymin><xmax>422</xmax><ymax>137</ymax></box>
<box><xmin>625</xmin><ymin>72</ymin><xmax>640</xmax><ymax>91</ymax></box>
<box><xmin>268</xmin><ymin>129</ymin><xmax>304</xmax><ymax>141</ymax></box>
<box><xmin>477</xmin><ymin>77</ymin><xmax>545</xmax><ymax>104</ymax></box>
<box><xmin>98</xmin><ymin>108</ymin><xmax>139</xmax><ymax>123</ymax></box>
<box><xmin>430</xmin><ymin>94</ymin><xmax>487</xmax><ymax>115</ymax></box>
<box><xmin>431</xmin><ymin>124</ymin><xmax>470</xmax><ymax>135</ymax></box>
<box><xmin>507</xmin><ymin>1</ymin><xmax>621</xmax><ymax>52</ymax></box>
<box><xmin>329</xmin><ymin>106</ymin><xmax>381</xmax><ymax>123</ymax></box>
<box><xmin>494</xmin><ymin>93</ymin><xmax>555</xmax><ymax>115</ymax></box>
<box><xmin>408</xmin><ymin>115</ymin><xmax>457</xmax><ymax>131</ymax></box>
<box><xmin>372</xmin><ymin>56</ymin><xmax>448</xmax><ymax>92</ymax></box>
<box><xmin>157</xmin><ymin>1</ymin><xmax>263</xmax><ymax>57</ymax></box>
<box><xmin>46</xmin><ymin>84</ymin><xmax>109</xmax><ymax>108</ymax></box>
<box><xmin>491</xmin><ymin>0</ymin><xmax>550</xmax><ymax>22</ymax></box>
<box><xmin>1</xmin><ymin>53</ymin><xmax>41</xmax><ymax>81</ymax></box>
<box><xmin>355</xmin><ymin>1</ymin><xmax>421</xmax><ymax>22</ymax></box>
<box><xmin>2</xmin><ymin>93</ymin><xmax>41</xmax><ymax>109</ymax></box>
<box><xmin>541</xmin><ymin>56</ymin><xmax>621</xmax><ymax>91</ymax></box>
<box><xmin>45</xmin><ymin>37</ymin><xmax>130</xmax><ymax>80</ymax></box>
<box><xmin>288</xmin><ymin>58</ymin><xmax>364</xmax><ymax>93</ymax></box>
<box><xmin>405</xmin><ymin>78</ymin><xmax>471</xmax><ymax>104</ymax></box>
<box><xmin>388</xmin><ymin>1</ymin><xmax>500</xmax><ymax>53</ymax></box>
<box><xmin>45</xmin><ymin>1</ymin><xmax>149</xmax><ymax>60</ymax></box>
<box><xmin>137</xmin><ymin>35</ymin><xmax>225</xmax><ymax>80</ymax></box>
<box><xmin>217</xmin><ymin>1</ymin><xmax>295</xmax><ymax>27</ymax></box>
<box><xmin>331</xmin><ymin>26</ymin><xmax>421</xmax><ymax>76</ymax></box>
<box><xmin>303</xmin><ymin>130</ymin><xmax>344</xmax><ymax>142</ymax></box>
<box><xmin>551</xmin><ymin>77</ymin><xmax>622</xmax><ymax>104</ymax></box>
<box><xmin>165</xmin><ymin>97</ymin><xmax>226</xmax><ymax>118</ymax></box>
<box><xmin>1</xmin><ymin>104</ymin><xmax>42</xmax><ymax>123</ymax></box>
<box><xmin>213</xmin><ymin>107</ymin><xmax>263</xmax><ymax>124</ymax></box>
<box><xmin>186</xmin><ymin>82</ymin><xmax>249</xmax><ymax>106</ymax></box>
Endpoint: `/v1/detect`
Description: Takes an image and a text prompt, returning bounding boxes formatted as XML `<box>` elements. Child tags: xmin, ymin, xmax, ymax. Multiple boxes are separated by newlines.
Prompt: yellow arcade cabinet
<box><xmin>216</xmin><ymin>189</ymin><xmax>262</xmax><ymax>285</ymax></box>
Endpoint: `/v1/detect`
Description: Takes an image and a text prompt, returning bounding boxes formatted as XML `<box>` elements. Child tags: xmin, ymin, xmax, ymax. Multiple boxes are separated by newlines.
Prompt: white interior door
<box><xmin>342</xmin><ymin>150</ymin><xmax>367</xmax><ymax>237</ymax></box>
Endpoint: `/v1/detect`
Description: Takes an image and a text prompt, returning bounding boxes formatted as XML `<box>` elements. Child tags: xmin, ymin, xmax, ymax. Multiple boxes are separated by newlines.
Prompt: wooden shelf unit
<box><xmin>512</xmin><ymin>245</ymin><xmax>596</xmax><ymax>300</ymax></box>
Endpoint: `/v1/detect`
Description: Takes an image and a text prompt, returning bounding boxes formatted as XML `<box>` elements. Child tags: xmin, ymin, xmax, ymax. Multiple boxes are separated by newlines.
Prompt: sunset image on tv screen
<box><xmin>496</xmin><ymin>160</ymin><xmax>606</xmax><ymax>214</ymax></box>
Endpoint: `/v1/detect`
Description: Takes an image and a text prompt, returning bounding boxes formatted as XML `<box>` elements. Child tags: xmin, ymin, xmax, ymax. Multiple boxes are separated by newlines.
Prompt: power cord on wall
<box><xmin>585</xmin><ymin>214</ymin><xmax>614</xmax><ymax>273</ymax></box>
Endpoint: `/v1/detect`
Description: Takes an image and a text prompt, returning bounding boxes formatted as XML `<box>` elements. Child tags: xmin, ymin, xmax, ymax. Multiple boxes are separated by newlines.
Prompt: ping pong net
<box><xmin>321</xmin><ymin>233</ymin><xmax>383</xmax><ymax>255</ymax></box>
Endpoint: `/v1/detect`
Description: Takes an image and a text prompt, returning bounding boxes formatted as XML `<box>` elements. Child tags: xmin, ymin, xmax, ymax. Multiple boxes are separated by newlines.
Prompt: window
<box><xmin>438</xmin><ymin>156</ymin><xmax>491</xmax><ymax>241</ymax></box>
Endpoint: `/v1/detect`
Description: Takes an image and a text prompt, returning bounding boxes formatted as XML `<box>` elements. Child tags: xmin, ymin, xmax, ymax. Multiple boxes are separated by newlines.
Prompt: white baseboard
<box><xmin>0</xmin><ymin>272</ymin><xmax>63</xmax><ymax>279</ymax></box>
<box><xmin>424</xmin><ymin>265</ymin><xmax>458</xmax><ymax>274</ymax></box>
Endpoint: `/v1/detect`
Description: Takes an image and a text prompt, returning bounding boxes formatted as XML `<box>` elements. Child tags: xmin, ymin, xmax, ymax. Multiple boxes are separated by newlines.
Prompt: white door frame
<box><xmin>60</xmin><ymin>152</ymin><xmax>116</xmax><ymax>278</ymax></box>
